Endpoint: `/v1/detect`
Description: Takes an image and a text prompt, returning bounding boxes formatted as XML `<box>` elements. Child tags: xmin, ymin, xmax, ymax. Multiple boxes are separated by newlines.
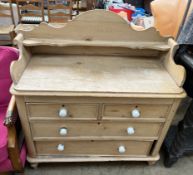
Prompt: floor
<box><xmin>24</xmin><ymin>98</ymin><xmax>193</xmax><ymax>175</ymax></box>
<box><xmin>25</xmin><ymin>154</ymin><xmax>193</xmax><ymax>175</ymax></box>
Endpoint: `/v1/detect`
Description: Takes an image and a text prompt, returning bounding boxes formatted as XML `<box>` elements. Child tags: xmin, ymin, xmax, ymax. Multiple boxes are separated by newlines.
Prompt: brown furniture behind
<box><xmin>16</xmin><ymin>0</ymin><xmax>45</xmax><ymax>24</ymax></box>
<box><xmin>0</xmin><ymin>0</ymin><xmax>15</xmax><ymax>45</ymax></box>
<box><xmin>47</xmin><ymin>0</ymin><xmax>72</xmax><ymax>23</ymax></box>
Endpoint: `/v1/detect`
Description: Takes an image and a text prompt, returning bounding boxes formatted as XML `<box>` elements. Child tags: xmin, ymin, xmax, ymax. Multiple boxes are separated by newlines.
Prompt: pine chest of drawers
<box><xmin>11</xmin><ymin>10</ymin><xmax>186</xmax><ymax>167</ymax></box>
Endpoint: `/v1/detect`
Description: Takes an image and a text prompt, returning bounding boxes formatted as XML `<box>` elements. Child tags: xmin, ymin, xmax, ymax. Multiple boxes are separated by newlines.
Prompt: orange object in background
<box><xmin>151</xmin><ymin>0</ymin><xmax>193</xmax><ymax>38</ymax></box>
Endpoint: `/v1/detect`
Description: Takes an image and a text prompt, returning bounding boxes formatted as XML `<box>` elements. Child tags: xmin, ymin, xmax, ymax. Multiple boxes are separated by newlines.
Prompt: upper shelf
<box><xmin>15</xmin><ymin>10</ymin><xmax>169</xmax><ymax>49</ymax></box>
<box><xmin>22</xmin><ymin>39</ymin><xmax>170</xmax><ymax>51</ymax></box>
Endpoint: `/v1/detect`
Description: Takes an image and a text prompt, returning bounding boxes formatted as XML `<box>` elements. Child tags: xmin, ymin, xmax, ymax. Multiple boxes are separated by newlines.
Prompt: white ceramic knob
<box><xmin>118</xmin><ymin>145</ymin><xmax>126</xmax><ymax>154</ymax></box>
<box><xmin>57</xmin><ymin>144</ymin><xmax>64</xmax><ymax>151</ymax></box>
<box><xmin>127</xmin><ymin>127</ymin><xmax>135</xmax><ymax>135</ymax></box>
<box><xmin>131</xmin><ymin>109</ymin><xmax>140</xmax><ymax>118</ymax></box>
<box><xmin>58</xmin><ymin>108</ymin><xmax>68</xmax><ymax>118</ymax></box>
<box><xmin>59</xmin><ymin>128</ymin><xmax>68</xmax><ymax>136</ymax></box>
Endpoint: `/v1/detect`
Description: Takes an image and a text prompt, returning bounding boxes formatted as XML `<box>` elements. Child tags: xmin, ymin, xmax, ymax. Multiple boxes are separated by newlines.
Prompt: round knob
<box><xmin>59</xmin><ymin>128</ymin><xmax>68</xmax><ymax>136</ymax></box>
<box><xmin>57</xmin><ymin>144</ymin><xmax>64</xmax><ymax>151</ymax></box>
<box><xmin>127</xmin><ymin>127</ymin><xmax>135</xmax><ymax>135</ymax></box>
<box><xmin>118</xmin><ymin>145</ymin><xmax>126</xmax><ymax>154</ymax></box>
<box><xmin>58</xmin><ymin>108</ymin><xmax>68</xmax><ymax>118</ymax></box>
<box><xmin>131</xmin><ymin>109</ymin><xmax>140</xmax><ymax>118</ymax></box>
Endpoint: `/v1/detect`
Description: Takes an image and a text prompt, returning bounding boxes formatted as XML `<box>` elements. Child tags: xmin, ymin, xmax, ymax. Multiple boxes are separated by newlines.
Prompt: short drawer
<box><xmin>102</xmin><ymin>104</ymin><xmax>170</xmax><ymax>119</ymax></box>
<box><xmin>31</xmin><ymin>121</ymin><xmax>162</xmax><ymax>138</ymax></box>
<box><xmin>35</xmin><ymin>140</ymin><xmax>153</xmax><ymax>156</ymax></box>
<box><xmin>27</xmin><ymin>103</ymin><xmax>98</xmax><ymax>119</ymax></box>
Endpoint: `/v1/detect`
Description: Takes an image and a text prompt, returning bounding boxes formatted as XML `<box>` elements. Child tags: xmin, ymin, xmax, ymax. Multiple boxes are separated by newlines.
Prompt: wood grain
<box><xmin>14</xmin><ymin>55</ymin><xmax>183</xmax><ymax>94</ymax></box>
<box><xmin>27</xmin><ymin>103</ymin><xmax>98</xmax><ymax>119</ymax></box>
<box><xmin>27</xmin><ymin>154</ymin><xmax>160</xmax><ymax>163</ymax></box>
<box><xmin>102</xmin><ymin>104</ymin><xmax>170</xmax><ymax>119</ymax></box>
<box><xmin>151</xmin><ymin>99</ymin><xmax>182</xmax><ymax>156</ymax></box>
<box><xmin>15</xmin><ymin>96</ymin><xmax>36</xmax><ymax>157</ymax></box>
<box><xmin>15</xmin><ymin>10</ymin><xmax>168</xmax><ymax>43</ymax></box>
<box><xmin>35</xmin><ymin>140</ymin><xmax>153</xmax><ymax>156</ymax></box>
<box><xmin>30</xmin><ymin>120</ymin><xmax>162</xmax><ymax>138</ymax></box>
<box><xmin>12</xmin><ymin>10</ymin><xmax>186</xmax><ymax>165</ymax></box>
<box><xmin>163</xmin><ymin>39</ymin><xmax>186</xmax><ymax>87</ymax></box>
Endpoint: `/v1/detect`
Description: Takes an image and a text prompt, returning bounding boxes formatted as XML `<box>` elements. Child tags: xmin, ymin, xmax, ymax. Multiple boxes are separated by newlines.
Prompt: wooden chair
<box><xmin>0</xmin><ymin>0</ymin><xmax>15</xmax><ymax>45</ymax></box>
<box><xmin>0</xmin><ymin>47</ymin><xmax>26</xmax><ymax>173</ymax></box>
<box><xmin>47</xmin><ymin>0</ymin><xmax>72</xmax><ymax>23</ymax></box>
<box><xmin>16</xmin><ymin>0</ymin><xmax>46</xmax><ymax>24</ymax></box>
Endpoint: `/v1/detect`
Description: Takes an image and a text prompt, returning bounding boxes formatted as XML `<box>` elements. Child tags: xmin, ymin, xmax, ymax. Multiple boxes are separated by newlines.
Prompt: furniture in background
<box><xmin>0</xmin><ymin>0</ymin><xmax>19</xmax><ymax>26</ymax></box>
<box><xmin>0</xmin><ymin>0</ymin><xmax>15</xmax><ymax>45</ymax></box>
<box><xmin>73</xmin><ymin>0</ymin><xmax>80</xmax><ymax>13</ymax></box>
<box><xmin>0</xmin><ymin>46</ymin><xmax>26</xmax><ymax>173</ymax></box>
<box><xmin>164</xmin><ymin>45</ymin><xmax>193</xmax><ymax>167</ymax></box>
<box><xmin>47</xmin><ymin>0</ymin><xmax>72</xmax><ymax>23</ymax></box>
<box><xmin>12</xmin><ymin>10</ymin><xmax>185</xmax><ymax>168</ymax></box>
<box><xmin>16</xmin><ymin>0</ymin><xmax>46</xmax><ymax>24</ymax></box>
<box><xmin>86</xmin><ymin>0</ymin><xmax>95</xmax><ymax>10</ymax></box>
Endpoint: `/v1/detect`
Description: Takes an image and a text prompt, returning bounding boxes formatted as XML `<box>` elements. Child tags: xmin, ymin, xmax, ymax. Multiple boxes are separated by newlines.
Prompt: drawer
<box><xmin>35</xmin><ymin>140</ymin><xmax>153</xmax><ymax>156</ymax></box>
<box><xmin>27</xmin><ymin>103</ymin><xmax>98</xmax><ymax>119</ymax></box>
<box><xmin>31</xmin><ymin>121</ymin><xmax>162</xmax><ymax>138</ymax></box>
<box><xmin>102</xmin><ymin>104</ymin><xmax>170</xmax><ymax>119</ymax></box>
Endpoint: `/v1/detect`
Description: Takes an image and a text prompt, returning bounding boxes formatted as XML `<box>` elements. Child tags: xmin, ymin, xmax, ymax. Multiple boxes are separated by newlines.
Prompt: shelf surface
<box><xmin>22</xmin><ymin>39</ymin><xmax>170</xmax><ymax>51</ymax></box>
<box><xmin>15</xmin><ymin>55</ymin><xmax>183</xmax><ymax>95</ymax></box>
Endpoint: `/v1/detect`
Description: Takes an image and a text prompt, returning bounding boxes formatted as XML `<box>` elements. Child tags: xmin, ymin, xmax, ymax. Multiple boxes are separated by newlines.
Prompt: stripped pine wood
<box><xmin>11</xmin><ymin>10</ymin><xmax>186</xmax><ymax>166</ymax></box>
<box><xmin>30</xmin><ymin>120</ymin><xmax>162</xmax><ymax>138</ymax></box>
<box><xmin>35</xmin><ymin>140</ymin><xmax>153</xmax><ymax>156</ymax></box>
<box><xmin>14</xmin><ymin>55</ymin><xmax>183</xmax><ymax>94</ymax></box>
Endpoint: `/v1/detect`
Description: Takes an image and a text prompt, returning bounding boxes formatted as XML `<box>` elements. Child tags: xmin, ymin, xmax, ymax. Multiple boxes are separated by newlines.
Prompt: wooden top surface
<box><xmin>14</xmin><ymin>55</ymin><xmax>183</xmax><ymax>95</ymax></box>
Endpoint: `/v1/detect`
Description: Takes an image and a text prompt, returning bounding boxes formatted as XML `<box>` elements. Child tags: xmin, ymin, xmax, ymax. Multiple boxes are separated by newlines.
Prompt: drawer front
<box><xmin>102</xmin><ymin>104</ymin><xmax>170</xmax><ymax>119</ymax></box>
<box><xmin>35</xmin><ymin>140</ymin><xmax>153</xmax><ymax>156</ymax></box>
<box><xmin>27</xmin><ymin>103</ymin><xmax>98</xmax><ymax>119</ymax></box>
<box><xmin>31</xmin><ymin>121</ymin><xmax>161</xmax><ymax>138</ymax></box>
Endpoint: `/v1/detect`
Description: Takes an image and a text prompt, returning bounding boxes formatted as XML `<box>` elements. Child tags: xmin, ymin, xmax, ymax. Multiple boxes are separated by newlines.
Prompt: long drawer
<box><xmin>31</xmin><ymin>121</ymin><xmax>162</xmax><ymax>138</ymax></box>
<box><xmin>35</xmin><ymin>140</ymin><xmax>153</xmax><ymax>156</ymax></box>
<box><xmin>27</xmin><ymin>103</ymin><xmax>98</xmax><ymax>119</ymax></box>
<box><xmin>102</xmin><ymin>104</ymin><xmax>170</xmax><ymax>119</ymax></box>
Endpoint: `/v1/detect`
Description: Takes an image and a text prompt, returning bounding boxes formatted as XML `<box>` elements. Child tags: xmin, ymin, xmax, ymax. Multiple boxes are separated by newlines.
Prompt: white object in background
<box><xmin>127</xmin><ymin>127</ymin><xmax>135</xmax><ymax>135</ymax></box>
<box><xmin>118</xmin><ymin>145</ymin><xmax>126</xmax><ymax>153</ymax></box>
<box><xmin>131</xmin><ymin>109</ymin><xmax>141</xmax><ymax>118</ymax></box>
<box><xmin>59</xmin><ymin>128</ymin><xmax>68</xmax><ymax>136</ymax></box>
<box><xmin>57</xmin><ymin>144</ymin><xmax>64</xmax><ymax>151</ymax></box>
<box><xmin>105</xmin><ymin>0</ymin><xmax>124</xmax><ymax>9</ymax></box>
<box><xmin>143</xmin><ymin>16</ymin><xmax>155</xmax><ymax>29</ymax></box>
<box><xmin>58</xmin><ymin>107</ymin><xmax>68</xmax><ymax>118</ymax></box>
